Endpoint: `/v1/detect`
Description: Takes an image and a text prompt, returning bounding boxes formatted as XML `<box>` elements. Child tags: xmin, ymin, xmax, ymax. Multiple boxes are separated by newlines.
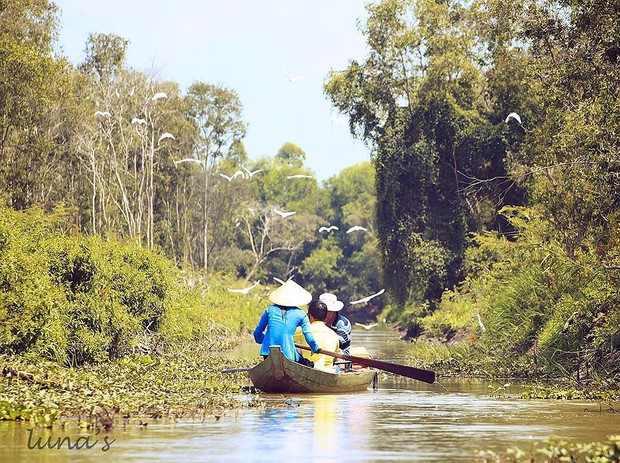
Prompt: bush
<box><xmin>0</xmin><ymin>205</ymin><xmax>262</xmax><ymax>366</ymax></box>
<box><xmin>416</xmin><ymin>206</ymin><xmax>620</xmax><ymax>383</ymax></box>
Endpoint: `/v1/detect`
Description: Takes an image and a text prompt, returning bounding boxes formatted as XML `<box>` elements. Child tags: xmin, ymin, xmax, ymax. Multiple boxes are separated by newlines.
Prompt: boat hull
<box><xmin>248</xmin><ymin>346</ymin><xmax>377</xmax><ymax>393</ymax></box>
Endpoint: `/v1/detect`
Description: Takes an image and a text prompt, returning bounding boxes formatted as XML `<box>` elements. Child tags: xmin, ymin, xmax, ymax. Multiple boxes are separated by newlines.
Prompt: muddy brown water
<box><xmin>1</xmin><ymin>330</ymin><xmax>618</xmax><ymax>462</ymax></box>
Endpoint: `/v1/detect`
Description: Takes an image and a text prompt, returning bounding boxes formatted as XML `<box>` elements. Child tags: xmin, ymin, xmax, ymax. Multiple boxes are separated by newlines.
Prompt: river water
<box><xmin>1</xmin><ymin>331</ymin><xmax>619</xmax><ymax>462</ymax></box>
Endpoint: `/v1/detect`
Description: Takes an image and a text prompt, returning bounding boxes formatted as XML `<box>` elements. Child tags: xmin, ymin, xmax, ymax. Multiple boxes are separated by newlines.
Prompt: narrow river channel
<box><xmin>1</xmin><ymin>330</ymin><xmax>619</xmax><ymax>462</ymax></box>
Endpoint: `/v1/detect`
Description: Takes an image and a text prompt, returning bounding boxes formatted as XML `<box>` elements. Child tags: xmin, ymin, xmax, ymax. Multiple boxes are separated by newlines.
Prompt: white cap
<box><xmin>319</xmin><ymin>293</ymin><xmax>344</xmax><ymax>312</ymax></box>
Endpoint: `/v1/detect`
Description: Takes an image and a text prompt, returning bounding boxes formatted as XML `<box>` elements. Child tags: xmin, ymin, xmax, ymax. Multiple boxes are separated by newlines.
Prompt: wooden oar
<box><xmin>295</xmin><ymin>344</ymin><xmax>436</xmax><ymax>384</ymax></box>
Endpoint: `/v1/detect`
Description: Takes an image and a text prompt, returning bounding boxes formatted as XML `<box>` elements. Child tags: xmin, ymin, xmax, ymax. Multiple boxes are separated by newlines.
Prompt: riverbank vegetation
<box><xmin>1</xmin><ymin>0</ymin><xmax>619</xmax><ymax>426</ymax></box>
<box><xmin>0</xmin><ymin>206</ymin><xmax>261</xmax><ymax>365</ymax></box>
<box><xmin>325</xmin><ymin>0</ymin><xmax>619</xmax><ymax>388</ymax></box>
<box><xmin>0</xmin><ymin>204</ymin><xmax>261</xmax><ymax>424</ymax></box>
<box><xmin>475</xmin><ymin>435</ymin><xmax>620</xmax><ymax>463</ymax></box>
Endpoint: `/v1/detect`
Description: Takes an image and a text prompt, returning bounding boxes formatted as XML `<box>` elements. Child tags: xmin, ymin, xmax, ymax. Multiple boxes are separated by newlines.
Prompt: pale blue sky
<box><xmin>53</xmin><ymin>0</ymin><xmax>373</xmax><ymax>181</ymax></box>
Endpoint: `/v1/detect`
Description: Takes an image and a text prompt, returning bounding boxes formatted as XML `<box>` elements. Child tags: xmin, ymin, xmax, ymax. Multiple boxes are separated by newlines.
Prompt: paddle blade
<box><xmin>295</xmin><ymin>344</ymin><xmax>435</xmax><ymax>384</ymax></box>
<box><xmin>347</xmin><ymin>355</ymin><xmax>436</xmax><ymax>384</ymax></box>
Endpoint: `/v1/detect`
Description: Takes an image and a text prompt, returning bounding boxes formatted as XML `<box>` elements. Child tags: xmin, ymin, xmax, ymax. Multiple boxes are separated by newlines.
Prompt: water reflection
<box><xmin>313</xmin><ymin>395</ymin><xmax>337</xmax><ymax>458</ymax></box>
<box><xmin>3</xmin><ymin>331</ymin><xmax>620</xmax><ymax>462</ymax></box>
<box><xmin>255</xmin><ymin>407</ymin><xmax>307</xmax><ymax>457</ymax></box>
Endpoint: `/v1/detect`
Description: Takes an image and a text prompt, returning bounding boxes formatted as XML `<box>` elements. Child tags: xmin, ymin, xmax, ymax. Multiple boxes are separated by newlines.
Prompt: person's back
<box><xmin>254</xmin><ymin>280</ymin><xmax>320</xmax><ymax>362</ymax></box>
<box><xmin>294</xmin><ymin>300</ymin><xmax>340</xmax><ymax>371</ymax></box>
<box><xmin>320</xmin><ymin>292</ymin><xmax>352</xmax><ymax>354</ymax></box>
<box><xmin>330</xmin><ymin>312</ymin><xmax>352</xmax><ymax>354</ymax></box>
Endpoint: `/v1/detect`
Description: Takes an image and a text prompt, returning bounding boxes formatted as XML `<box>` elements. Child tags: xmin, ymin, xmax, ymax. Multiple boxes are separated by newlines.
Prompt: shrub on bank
<box><xmin>413</xmin><ymin>206</ymin><xmax>620</xmax><ymax>384</ymax></box>
<box><xmin>0</xmin><ymin>206</ymin><xmax>262</xmax><ymax>366</ymax></box>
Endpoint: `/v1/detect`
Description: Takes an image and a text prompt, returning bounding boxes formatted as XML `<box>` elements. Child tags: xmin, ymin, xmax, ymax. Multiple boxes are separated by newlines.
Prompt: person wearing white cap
<box><xmin>319</xmin><ymin>292</ymin><xmax>352</xmax><ymax>355</ymax></box>
<box><xmin>253</xmin><ymin>280</ymin><xmax>321</xmax><ymax>363</ymax></box>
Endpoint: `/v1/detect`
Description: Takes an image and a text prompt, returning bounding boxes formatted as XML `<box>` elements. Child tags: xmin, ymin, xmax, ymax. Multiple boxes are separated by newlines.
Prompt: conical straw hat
<box><xmin>269</xmin><ymin>280</ymin><xmax>312</xmax><ymax>307</ymax></box>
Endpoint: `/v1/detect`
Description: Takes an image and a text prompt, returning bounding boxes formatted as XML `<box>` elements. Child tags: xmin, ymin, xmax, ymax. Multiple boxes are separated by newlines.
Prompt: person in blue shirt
<box><xmin>253</xmin><ymin>280</ymin><xmax>321</xmax><ymax>363</ymax></box>
<box><xmin>320</xmin><ymin>292</ymin><xmax>352</xmax><ymax>354</ymax></box>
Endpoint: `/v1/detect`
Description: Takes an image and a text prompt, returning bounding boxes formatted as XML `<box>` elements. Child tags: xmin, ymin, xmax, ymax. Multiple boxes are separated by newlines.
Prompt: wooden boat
<box><xmin>248</xmin><ymin>345</ymin><xmax>377</xmax><ymax>393</ymax></box>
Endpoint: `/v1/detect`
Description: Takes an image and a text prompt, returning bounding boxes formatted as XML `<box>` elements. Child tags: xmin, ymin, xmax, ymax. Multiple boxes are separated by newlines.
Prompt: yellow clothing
<box><xmin>294</xmin><ymin>321</ymin><xmax>339</xmax><ymax>371</ymax></box>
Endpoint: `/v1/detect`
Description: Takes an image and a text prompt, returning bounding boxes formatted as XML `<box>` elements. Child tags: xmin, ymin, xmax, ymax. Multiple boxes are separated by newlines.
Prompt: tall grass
<box><xmin>412</xmin><ymin>206</ymin><xmax>620</xmax><ymax>384</ymax></box>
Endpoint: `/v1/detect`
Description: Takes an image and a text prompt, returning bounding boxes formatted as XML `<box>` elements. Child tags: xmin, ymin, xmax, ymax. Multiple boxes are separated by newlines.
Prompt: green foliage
<box><xmin>421</xmin><ymin>289</ymin><xmax>477</xmax><ymax>339</ymax></box>
<box><xmin>302</xmin><ymin>162</ymin><xmax>383</xmax><ymax>309</ymax></box>
<box><xmin>0</xmin><ymin>347</ymin><xmax>251</xmax><ymax>425</ymax></box>
<box><xmin>513</xmin><ymin>0</ymin><xmax>620</xmax><ymax>262</ymax></box>
<box><xmin>0</xmin><ymin>205</ymin><xmax>261</xmax><ymax>365</ymax></box>
<box><xmin>248</xmin><ymin>156</ymin><xmax>324</xmax><ymax>214</ymax></box>
<box><xmin>325</xmin><ymin>0</ymin><xmax>517</xmax><ymax>308</ymax></box>
<box><xmin>186</xmin><ymin>81</ymin><xmax>247</xmax><ymax>161</ymax></box>
<box><xmin>416</xmin><ymin>206</ymin><xmax>620</xmax><ymax>383</ymax></box>
<box><xmin>80</xmin><ymin>33</ymin><xmax>128</xmax><ymax>79</ymax></box>
<box><xmin>301</xmin><ymin>239</ymin><xmax>344</xmax><ymax>295</ymax></box>
<box><xmin>0</xmin><ymin>0</ymin><xmax>69</xmax><ymax>209</ymax></box>
<box><xmin>476</xmin><ymin>436</ymin><xmax>620</xmax><ymax>463</ymax></box>
<box><xmin>161</xmin><ymin>273</ymin><xmax>263</xmax><ymax>345</ymax></box>
<box><xmin>275</xmin><ymin>142</ymin><xmax>306</xmax><ymax>166</ymax></box>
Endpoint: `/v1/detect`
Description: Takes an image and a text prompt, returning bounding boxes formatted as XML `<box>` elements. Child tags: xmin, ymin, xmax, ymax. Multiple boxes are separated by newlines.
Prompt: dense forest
<box><xmin>1</xmin><ymin>0</ymin><xmax>619</xmax><ymax>385</ymax></box>
<box><xmin>326</xmin><ymin>0</ymin><xmax>619</xmax><ymax>383</ymax></box>
<box><xmin>0</xmin><ymin>0</ymin><xmax>380</xmax><ymax>302</ymax></box>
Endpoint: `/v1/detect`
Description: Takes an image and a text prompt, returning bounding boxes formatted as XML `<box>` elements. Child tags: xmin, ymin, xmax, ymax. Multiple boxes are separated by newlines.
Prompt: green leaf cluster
<box><xmin>0</xmin><ymin>205</ymin><xmax>261</xmax><ymax>365</ymax></box>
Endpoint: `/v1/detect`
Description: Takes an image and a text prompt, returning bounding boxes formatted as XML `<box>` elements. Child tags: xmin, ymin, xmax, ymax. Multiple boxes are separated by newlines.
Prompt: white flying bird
<box><xmin>173</xmin><ymin>158</ymin><xmax>204</xmax><ymax>167</ymax></box>
<box><xmin>220</xmin><ymin>170</ymin><xmax>244</xmax><ymax>181</ymax></box>
<box><xmin>376</xmin><ymin>107</ymin><xmax>389</xmax><ymax>128</ymax></box>
<box><xmin>346</xmin><ymin>226</ymin><xmax>368</xmax><ymax>233</ymax></box>
<box><xmin>95</xmin><ymin>111</ymin><xmax>111</xmax><ymax>117</ymax></box>
<box><xmin>131</xmin><ymin>117</ymin><xmax>146</xmax><ymax>125</ymax></box>
<box><xmin>319</xmin><ymin>226</ymin><xmax>339</xmax><ymax>233</ymax></box>
<box><xmin>227</xmin><ymin>280</ymin><xmax>260</xmax><ymax>295</ymax></box>
<box><xmin>283</xmin><ymin>70</ymin><xmax>303</xmax><ymax>83</ymax></box>
<box><xmin>158</xmin><ymin>132</ymin><xmax>176</xmax><ymax>143</ymax></box>
<box><xmin>350</xmin><ymin>289</ymin><xmax>385</xmax><ymax>305</ymax></box>
<box><xmin>355</xmin><ymin>322</ymin><xmax>378</xmax><ymax>330</ymax></box>
<box><xmin>151</xmin><ymin>92</ymin><xmax>168</xmax><ymax>101</ymax></box>
<box><xmin>242</xmin><ymin>166</ymin><xmax>263</xmax><ymax>177</ymax></box>
<box><xmin>286</xmin><ymin>174</ymin><xmax>314</xmax><ymax>179</ymax></box>
<box><xmin>505</xmin><ymin>112</ymin><xmax>522</xmax><ymax>125</ymax></box>
<box><xmin>273</xmin><ymin>209</ymin><xmax>296</xmax><ymax>218</ymax></box>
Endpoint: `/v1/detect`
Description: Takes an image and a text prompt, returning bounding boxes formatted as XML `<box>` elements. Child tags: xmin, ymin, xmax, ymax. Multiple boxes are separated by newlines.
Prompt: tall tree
<box><xmin>186</xmin><ymin>82</ymin><xmax>247</xmax><ymax>271</ymax></box>
<box><xmin>0</xmin><ymin>0</ymin><xmax>68</xmax><ymax>209</ymax></box>
<box><xmin>325</xmin><ymin>0</ymin><xmax>517</xmax><ymax>307</ymax></box>
<box><xmin>75</xmin><ymin>33</ymin><xmax>194</xmax><ymax>249</ymax></box>
<box><xmin>513</xmin><ymin>0</ymin><xmax>620</xmax><ymax>258</ymax></box>
<box><xmin>276</xmin><ymin>142</ymin><xmax>306</xmax><ymax>167</ymax></box>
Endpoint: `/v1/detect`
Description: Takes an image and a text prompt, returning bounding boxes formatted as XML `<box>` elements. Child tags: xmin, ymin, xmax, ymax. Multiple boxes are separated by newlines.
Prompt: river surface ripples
<box><xmin>2</xmin><ymin>331</ymin><xmax>619</xmax><ymax>462</ymax></box>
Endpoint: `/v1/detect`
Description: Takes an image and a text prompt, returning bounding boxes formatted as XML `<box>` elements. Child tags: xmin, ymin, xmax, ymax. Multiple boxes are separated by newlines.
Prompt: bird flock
<box><xmin>94</xmin><ymin>92</ymin><xmax>178</xmax><ymax>149</ymax></box>
<box><xmin>92</xmin><ymin>90</ymin><xmax>383</xmax><ymax>309</ymax></box>
<box><xmin>92</xmin><ymin>94</ymin><xmax>521</xmax><ymax>330</ymax></box>
<box><xmin>226</xmin><ymin>110</ymin><xmax>525</xmax><ymax>318</ymax></box>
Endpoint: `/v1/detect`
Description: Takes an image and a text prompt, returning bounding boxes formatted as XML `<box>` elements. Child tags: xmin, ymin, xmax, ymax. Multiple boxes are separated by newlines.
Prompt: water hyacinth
<box><xmin>1</xmin><ymin>347</ymin><xmax>255</xmax><ymax>428</ymax></box>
